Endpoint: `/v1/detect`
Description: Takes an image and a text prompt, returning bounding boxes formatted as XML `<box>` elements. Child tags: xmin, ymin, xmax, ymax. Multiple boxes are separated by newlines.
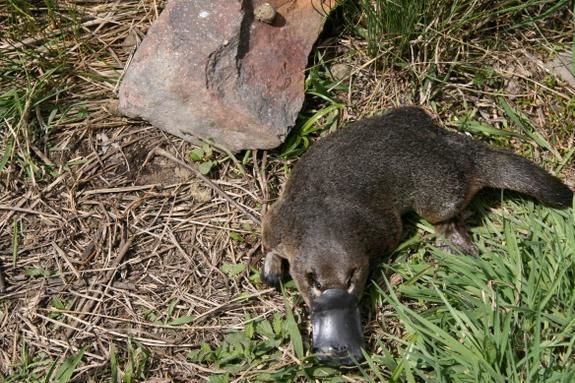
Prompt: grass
<box><xmin>3</xmin><ymin>345</ymin><xmax>85</xmax><ymax>383</ymax></box>
<box><xmin>279</xmin><ymin>51</ymin><xmax>346</xmax><ymax>159</ymax></box>
<box><xmin>340</xmin><ymin>0</ymin><xmax>573</xmax><ymax>58</ymax></box>
<box><xmin>378</xmin><ymin>202</ymin><xmax>575</xmax><ymax>382</ymax></box>
<box><xmin>0</xmin><ymin>0</ymin><xmax>574</xmax><ymax>381</ymax></box>
<box><xmin>182</xmin><ymin>200</ymin><xmax>575</xmax><ymax>382</ymax></box>
<box><xmin>1</xmin><ymin>1</ymin><xmax>78</xmax><ymax>183</ymax></box>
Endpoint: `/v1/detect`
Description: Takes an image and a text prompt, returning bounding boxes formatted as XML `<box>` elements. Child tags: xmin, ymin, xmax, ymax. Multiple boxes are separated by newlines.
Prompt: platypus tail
<box><xmin>477</xmin><ymin>148</ymin><xmax>573</xmax><ymax>208</ymax></box>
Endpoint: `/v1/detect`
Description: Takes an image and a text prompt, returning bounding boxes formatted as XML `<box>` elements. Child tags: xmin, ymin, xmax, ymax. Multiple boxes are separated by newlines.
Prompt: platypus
<box><xmin>261</xmin><ymin>106</ymin><xmax>573</xmax><ymax>366</ymax></box>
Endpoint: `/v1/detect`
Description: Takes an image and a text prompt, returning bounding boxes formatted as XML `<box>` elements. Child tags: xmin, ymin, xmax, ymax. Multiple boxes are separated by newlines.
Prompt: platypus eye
<box><xmin>307</xmin><ymin>272</ymin><xmax>321</xmax><ymax>290</ymax></box>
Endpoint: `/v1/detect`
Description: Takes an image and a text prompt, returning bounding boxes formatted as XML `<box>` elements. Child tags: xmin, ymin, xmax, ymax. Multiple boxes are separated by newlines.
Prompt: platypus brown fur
<box><xmin>261</xmin><ymin>106</ymin><xmax>573</xmax><ymax>365</ymax></box>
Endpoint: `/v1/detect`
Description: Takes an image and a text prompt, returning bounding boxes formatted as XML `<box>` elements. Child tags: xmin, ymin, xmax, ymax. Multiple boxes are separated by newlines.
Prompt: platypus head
<box><xmin>289</xmin><ymin>242</ymin><xmax>370</xmax><ymax>366</ymax></box>
<box><xmin>262</xmin><ymin>199</ymin><xmax>399</xmax><ymax>366</ymax></box>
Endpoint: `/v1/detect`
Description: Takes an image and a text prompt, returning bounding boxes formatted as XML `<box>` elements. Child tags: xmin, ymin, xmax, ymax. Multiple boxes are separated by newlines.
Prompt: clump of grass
<box><xmin>3</xmin><ymin>346</ymin><xmax>86</xmax><ymax>383</ymax></box>
<box><xmin>110</xmin><ymin>341</ymin><xmax>150</xmax><ymax>383</ymax></box>
<box><xmin>279</xmin><ymin>51</ymin><xmax>346</xmax><ymax>159</ymax></box>
<box><xmin>0</xmin><ymin>67</ymin><xmax>70</xmax><ymax>184</ymax></box>
<box><xmin>343</xmin><ymin>0</ymin><xmax>424</xmax><ymax>56</ymax></box>
<box><xmin>1</xmin><ymin>1</ymin><xmax>89</xmax><ymax>185</ymax></box>
<box><xmin>341</xmin><ymin>0</ymin><xmax>572</xmax><ymax>58</ymax></box>
<box><xmin>373</xmin><ymin>200</ymin><xmax>575</xmax><ymax>381</ymax></box>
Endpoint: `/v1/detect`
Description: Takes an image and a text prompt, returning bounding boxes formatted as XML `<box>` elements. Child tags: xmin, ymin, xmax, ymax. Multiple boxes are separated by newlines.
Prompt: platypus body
<box><xmin>261</xmin><ymin>106</ymin><xmax>573</xmax><ymax>366</ymax></box>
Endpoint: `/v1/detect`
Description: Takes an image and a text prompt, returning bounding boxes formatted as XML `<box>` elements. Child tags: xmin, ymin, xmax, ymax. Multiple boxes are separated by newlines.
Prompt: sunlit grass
<box><xmin>1</xmin><ymin>0</ymin><xmax>573</xmax><ymax>382</ymax></box>
<box><xmin>376</xmin><ymin>200</ymin><xmax>575</xmax><ymax>382</ymax></box>
<box><xmin>340</xmin><ymin>0</ymin><xmax>572</xmax><ymax>58</ymax></box>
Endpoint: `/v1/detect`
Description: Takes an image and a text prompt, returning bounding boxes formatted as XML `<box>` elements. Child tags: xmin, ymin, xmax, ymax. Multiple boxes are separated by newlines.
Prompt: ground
<box><xmin>1</xmin><ymin>1</ymin><xmax>574</xmax><ymax>382</ymax></box>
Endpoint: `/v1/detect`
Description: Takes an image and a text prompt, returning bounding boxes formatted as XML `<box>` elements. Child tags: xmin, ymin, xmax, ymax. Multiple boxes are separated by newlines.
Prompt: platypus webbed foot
<box><xmin>434</xmin><ymin>218</ymin><xmax>479</xmax><ymax>257</ymax></box>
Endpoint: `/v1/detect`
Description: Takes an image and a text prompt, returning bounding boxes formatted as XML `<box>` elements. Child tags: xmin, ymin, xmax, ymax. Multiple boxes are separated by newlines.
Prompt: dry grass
<box><xmin>0</xmin><ymin>2</ymin><xmax>283</xmax><ymax>381</ymax></box>
<box><xmin>0</xmin><ymin>1</ymin><xmax>574</xmax><ymax>382</ymax></box>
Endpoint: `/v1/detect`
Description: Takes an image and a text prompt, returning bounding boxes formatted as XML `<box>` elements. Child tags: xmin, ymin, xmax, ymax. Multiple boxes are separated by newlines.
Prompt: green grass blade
<box><xmin>282</xmin><ymin>287</ymin><xmax>305</xmax><ymax>360</ymax></box>
<box><xmin>52</xmin><ymin>348</ymin><xmax>86</xmax><ymax>383</ymax></box>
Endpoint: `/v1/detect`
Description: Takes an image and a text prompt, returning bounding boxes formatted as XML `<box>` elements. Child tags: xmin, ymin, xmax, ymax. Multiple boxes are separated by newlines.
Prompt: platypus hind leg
<box><xmin>434</xmin><ymin>216</ymin><xmax>479</xmax><ymax>256</ymax></box>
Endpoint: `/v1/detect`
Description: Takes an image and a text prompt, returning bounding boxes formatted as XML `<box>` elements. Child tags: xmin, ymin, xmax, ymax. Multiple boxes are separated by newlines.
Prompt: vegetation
<box><xmin>1</xmin><ymin>0</ymin><xmax>573</xmax><ymax>381</ymax></box>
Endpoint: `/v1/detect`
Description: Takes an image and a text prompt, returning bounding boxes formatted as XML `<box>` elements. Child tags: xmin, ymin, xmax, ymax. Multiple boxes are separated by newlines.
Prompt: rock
<box><xmin>254</xmin><ymin>2</ymin><xmax>276</xmax><ymax>24</ymax></box>
<box><xmin>544</xmin><ymin>50</ymin><xmax>575</xmax><ymax>89</ymax></box>
<box><xmin>119</xmin><ymin>0</ymin><xmax>335</xmax><ymax>152</ymax></box>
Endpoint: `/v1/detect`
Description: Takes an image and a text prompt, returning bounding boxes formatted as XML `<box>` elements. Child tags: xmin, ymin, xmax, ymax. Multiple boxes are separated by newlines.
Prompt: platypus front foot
<box><xmin>261</xmin><ymin>250</ymin><xmax>290</xmax><ymax>287</ymax></box>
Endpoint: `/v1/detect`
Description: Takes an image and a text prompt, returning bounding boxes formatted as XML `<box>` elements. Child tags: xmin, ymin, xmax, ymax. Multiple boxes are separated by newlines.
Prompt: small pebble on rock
<box><xmin>254</xmin><ymin>2</ymin><xmax>276</xmax><ymax>24</ymax></box>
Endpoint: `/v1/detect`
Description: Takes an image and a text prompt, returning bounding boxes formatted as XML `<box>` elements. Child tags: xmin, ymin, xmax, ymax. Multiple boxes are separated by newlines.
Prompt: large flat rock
<box><xmin>119</xmin><ymin>0</ymin><xmax>334</xmax><ymax>151</ymax></box>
